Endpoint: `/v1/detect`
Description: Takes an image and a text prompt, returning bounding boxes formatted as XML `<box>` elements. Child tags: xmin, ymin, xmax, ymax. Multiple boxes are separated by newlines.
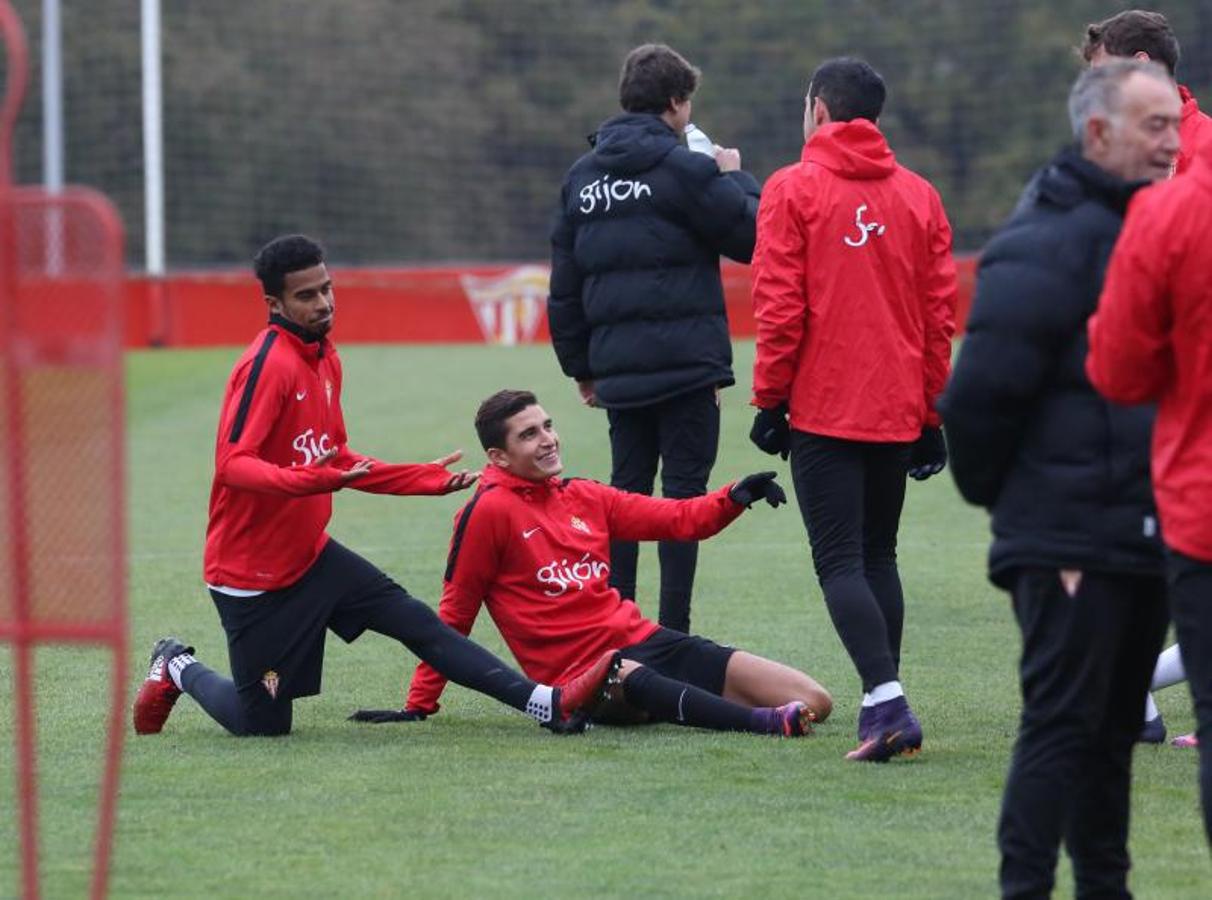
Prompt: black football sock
<box><xmin>366</xmin><ymin>595</ymin><xmax>537</xmax><ymax>714</ymax></box>
<box><xmin>621</xmin><ymin>665</ymin><xmax>758</xmax><ymax>732</ymax></box>
<box><xmin>179</xmin><ymin>663</ymin><xmax>244</xmax><ymax>735</ymax></box>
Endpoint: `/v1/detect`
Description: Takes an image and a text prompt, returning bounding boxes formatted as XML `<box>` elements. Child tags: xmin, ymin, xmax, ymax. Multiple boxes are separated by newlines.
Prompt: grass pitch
<box><xmin>1</xmin><ymin>341</ymin><xmax>1207</xmax><ymax>897</ymax></box>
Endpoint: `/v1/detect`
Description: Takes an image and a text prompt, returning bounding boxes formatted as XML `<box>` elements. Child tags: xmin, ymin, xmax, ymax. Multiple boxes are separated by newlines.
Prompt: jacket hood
<box><xmin>479</xmin><ymin>463</ymin><xmax>561</xmax><ymax>494</ymax></box>
<box><xmin>1024</xmin><ymin>146</ymin><xmax>1146</xmax><ymax>216</ymax></box>
<box><xmin>802</xmin><ymin>119</ymin><xmax>896</xmax><ymax>179</ymax></box>
<box><xmin>1180</xmin><ymin>83</ymin><xmax>1198</xmax><ymax>118</ymax></box>
<box><xmin>591</xmin><ymin>113</ymin><xmax>680</xmax><ymax>174</ymax></box>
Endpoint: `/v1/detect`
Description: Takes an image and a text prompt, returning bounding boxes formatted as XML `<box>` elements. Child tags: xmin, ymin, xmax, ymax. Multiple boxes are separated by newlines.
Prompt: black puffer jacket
<box><xmin>940</xmin><ymin>148</ymin><xmax>1163</xmax><ymax>588</ymax></box>
<box><xmin>548</xmin><ymin>113</ymin><xmax>760</xmax><ymax>408</ymax></box>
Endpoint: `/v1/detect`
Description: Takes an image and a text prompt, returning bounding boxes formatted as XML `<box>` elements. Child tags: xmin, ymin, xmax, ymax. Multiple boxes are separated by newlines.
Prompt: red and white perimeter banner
<box><xmin>123</xmin><ymin>256</ymin><xmax>978</xmax><ymax>348</ymax></box>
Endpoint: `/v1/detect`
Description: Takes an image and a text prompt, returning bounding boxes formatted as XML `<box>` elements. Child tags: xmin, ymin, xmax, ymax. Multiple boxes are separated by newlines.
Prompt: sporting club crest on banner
<box><xmin>460</xmin><ymin>265</ymin><xmax>549</xmax><ymax>346</ymax></box>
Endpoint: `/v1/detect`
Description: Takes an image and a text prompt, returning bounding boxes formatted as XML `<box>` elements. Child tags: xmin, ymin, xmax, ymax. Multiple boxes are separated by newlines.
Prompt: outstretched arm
<box><xmin>216</xmin><ymin>362</ymin><xmax>368</xmax><ymax>495</ymax></box>
<box><xmin>602</xmin><ymin>477</ymin><xmax>784</xmax><ymax>543</ymax></box>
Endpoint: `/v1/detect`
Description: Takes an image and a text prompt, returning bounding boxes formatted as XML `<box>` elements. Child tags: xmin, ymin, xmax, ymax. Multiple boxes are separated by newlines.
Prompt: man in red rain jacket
<box><xmin>1082</xmin><ymin>8</ymin><xmax>1212</xmax><ymax>745</ymax></box>
<box><xmin>1087</xmin><ymin>149</ymin><xmax>1212</xmax><ymax>847</ymax></box>
<box><xmin>133</xmin><ymin>235</ymin><xmax>616</xmax><ymax>738</ymax></box>
<box><xmin>1082</xmin><ymin>8</ymin><xmax>1212</xmax><ymax>177</ymax></box>
<box><xmin>354</xmin><ymin>389</ymin><xmax>832</xmax><ymax>737</ymax></box>
<box><xmin>749</xmin><ymin>57</ymin><xmax>957</xmax><ymax>762</ymax></box>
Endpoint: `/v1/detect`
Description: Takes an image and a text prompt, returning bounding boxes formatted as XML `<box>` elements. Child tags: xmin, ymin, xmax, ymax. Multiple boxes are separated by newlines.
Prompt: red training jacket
<box><xmin>1177</xmin><ymin>85</ymin><xmax>1212</xmax><ymax>176</ymax></box>
<box><xmin>404</xmin><ymin>464</ymin><xmax>745</xmax><ymax>713</ymax></box>
<box><xmin>751</xmin><ymin>119</ymin><xmax>957</xmax><ymax>441</ymax></box>
<box><xmin>1086</xmin><ymin>157</ymin><xmax>1212</xmax><ymax>562</ymax></box>
<box><xmin>204</xmin><ymin>317</ymin><xmax>455</xmax><ymax>590</ymax></box>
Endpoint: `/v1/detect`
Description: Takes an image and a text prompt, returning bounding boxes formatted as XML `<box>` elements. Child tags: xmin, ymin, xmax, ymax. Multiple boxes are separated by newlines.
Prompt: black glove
<box><xmin>908</xmin><ymin>426</ymin><xmax>947</xmax><ymax>481</ymax></box>
<box><xmin>347</xmin><ymin>708</ymin><xmax>428</xmax><ymax>723</ymax></box>
<box><xmin>729</xmin><ymin>471</ymin><xmax>787</xmax><ymax>508</ymax></box>
<box><xmin>749</xmin><ymin>404</ymin><xmax>790</xmax><ymax>460</ymax></box>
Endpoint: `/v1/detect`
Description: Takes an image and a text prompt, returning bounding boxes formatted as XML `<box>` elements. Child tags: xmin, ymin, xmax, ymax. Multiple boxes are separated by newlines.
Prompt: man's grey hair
<box><xmin>1068</xmin><ymin>58</ymin><xmax>1172</xmax><ymax>143</ymax></box>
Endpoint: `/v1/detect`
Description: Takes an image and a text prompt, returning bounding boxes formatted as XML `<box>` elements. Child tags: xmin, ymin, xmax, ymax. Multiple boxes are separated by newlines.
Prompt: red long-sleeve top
<box><xmin>203</xmin><ymin>318</ymin><xmax>455</xmax><ymax>591</ymax></box>
<box><xmin>405</xmin><ymin>465</ymin><xmax>745</xmax><ymax>713</ymax></box>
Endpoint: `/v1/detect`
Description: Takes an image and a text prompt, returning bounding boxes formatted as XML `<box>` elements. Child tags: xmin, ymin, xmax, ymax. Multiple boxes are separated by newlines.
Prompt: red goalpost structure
<box><xmin>1</xmin><ymin>3</ymin><xmax>128</xmax><ymax>897</ymax></box>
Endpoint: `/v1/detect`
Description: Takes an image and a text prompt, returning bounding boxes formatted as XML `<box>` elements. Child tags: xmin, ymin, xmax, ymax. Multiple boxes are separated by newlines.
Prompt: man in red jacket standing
<box><xmin>1087</xmin><ymin>149</ymin><xmax>1212</xmax><ymax>847</ymax></box>
<box><xmin>353</xmin><ymin>389</ymin><xmax>832</xmax><ymax>736</ymax></box>
<box><xmin>1082</xmin><ymin>7</ymin><xmax>1212</xmax><ymax>746</ymax></box>
<box><xmin>132</xmin><ymin>235</ymin><xmax>615</xmax><ymax>737</ymax></box>
<box><xmin>749</xmin><ymin>58</ymin><xmax>957</xmax><ymax>762</ymax></box>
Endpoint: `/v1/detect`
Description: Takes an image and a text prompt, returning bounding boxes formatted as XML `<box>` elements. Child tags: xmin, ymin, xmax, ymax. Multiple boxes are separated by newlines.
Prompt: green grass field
<box><xmin>1</xmin><ymin>341</ymin><xmax>1207</xmax><ymax>898</ymax></box>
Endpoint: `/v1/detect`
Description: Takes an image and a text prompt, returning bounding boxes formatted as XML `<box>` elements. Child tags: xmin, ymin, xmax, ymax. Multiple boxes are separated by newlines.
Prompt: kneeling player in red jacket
<box><xmin>354</xmin><ymin>390</ymin><xmax>832</xmax><ymax>735</ymax></box>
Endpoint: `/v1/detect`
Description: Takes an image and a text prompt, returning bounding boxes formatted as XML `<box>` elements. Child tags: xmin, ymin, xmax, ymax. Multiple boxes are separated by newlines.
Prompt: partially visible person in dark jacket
<box><xmin>941</xmin><ymin>60</ymin><xmax>1181</xmax><ymax>900</ymax></box>
<box><xmin>547</xmin><ymin>43</ymin><xmax>759</xmax><ymax>633</ymax></box>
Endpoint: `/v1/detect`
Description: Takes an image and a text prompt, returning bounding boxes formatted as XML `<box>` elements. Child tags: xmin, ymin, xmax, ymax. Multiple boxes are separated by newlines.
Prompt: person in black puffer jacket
<box><xmin>547</xmin><ymin>43</ymin><xmax>759</xmax><ymax>633</ymax></box>
<box><xmin>940</xmin><ymin>61</ymin><xmax>1180</xmax><ymax>900</ymax></box>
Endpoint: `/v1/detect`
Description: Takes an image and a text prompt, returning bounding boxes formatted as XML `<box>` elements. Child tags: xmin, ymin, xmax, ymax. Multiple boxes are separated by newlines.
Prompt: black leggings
<box><xmin>185</xmin><ymin>591</ymin><xmax>535</xmax><ymax>736</ymax></box>
<box><xmin>1169</xmin><ymin>549</ymin><xmax>1212</xmax><ymax>848</ymax></box>
<box><xmin>789</xmin><ymin>431</ymin><xmax>909</xmax><ymax>692</ymax></box>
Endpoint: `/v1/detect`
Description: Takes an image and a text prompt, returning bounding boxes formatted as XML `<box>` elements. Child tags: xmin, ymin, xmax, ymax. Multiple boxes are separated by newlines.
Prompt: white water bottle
<box><xmin>684</xmin><ymin>123</ymin><xmax>715</xmax><ymax>156</ymax></box>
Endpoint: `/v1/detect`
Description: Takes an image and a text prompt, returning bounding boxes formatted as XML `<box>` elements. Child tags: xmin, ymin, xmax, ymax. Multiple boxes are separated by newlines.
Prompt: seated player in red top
<box><xmin>352</xmin><ymin>390</ymin><xmax>832</xmax><ymax>736</ymax></box>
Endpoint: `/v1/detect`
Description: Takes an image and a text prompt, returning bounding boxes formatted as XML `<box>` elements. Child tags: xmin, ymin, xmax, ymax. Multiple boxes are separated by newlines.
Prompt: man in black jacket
<box><xmin>547</xmin><ymin>44</ymin><xmax>759</xmax><ymax>633</ymax></box>
<box><xmin>941</xmin><ymin>60</ymin><xmax>1180</xmax><ymax>898</ymax></box>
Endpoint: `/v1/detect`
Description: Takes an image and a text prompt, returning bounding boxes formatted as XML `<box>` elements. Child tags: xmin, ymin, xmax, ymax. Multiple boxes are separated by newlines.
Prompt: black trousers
<box><xmin>789</xmin><ymin>431</ymin><xmax>909</xmax><ymax>692</ymax></box>
<box><xmin>998</xmin><ymin>568</ymin><xmax>1169</xmax><ymax>899</ymax></box>
<box><xmin>606</xmin><ymin>386</ymin><xmax>720</xmax><ymax>633</ymax></box>
<box><xmin>1168</xmin><ymin>548</ymin><xmax>1212</xmax><ymax>848</ymax></box>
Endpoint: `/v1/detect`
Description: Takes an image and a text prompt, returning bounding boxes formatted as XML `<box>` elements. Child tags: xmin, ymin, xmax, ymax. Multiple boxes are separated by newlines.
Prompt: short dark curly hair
<box><xmin>475</xmin><ymin>389</ymin><xmax>540</xmax><ymax>450</ymax></box>
<box><xmin>253</xmin><ymin>234</ymin><xmax>325</xmax><ymax>298</ymax></box>
<box><xmin>618</xmin><ymin>44</ymin><xmax>700</xmax><ymax>115</ymax></box>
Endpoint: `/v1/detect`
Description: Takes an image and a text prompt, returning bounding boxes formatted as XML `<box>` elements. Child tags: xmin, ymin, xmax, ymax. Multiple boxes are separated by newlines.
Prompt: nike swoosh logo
<box><xmin>296</xmin><ymin>391</ymin><xmax>307</xmax><ymax>401</ymax></box>
<box><xmin>522</xmin><ymin>527</ymin><xmax>542</xmax><ymax>539</ymax></box>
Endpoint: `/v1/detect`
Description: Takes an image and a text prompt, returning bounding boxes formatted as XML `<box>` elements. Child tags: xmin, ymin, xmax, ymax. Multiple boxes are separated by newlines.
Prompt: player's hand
<box><xmin>576</xmin><ymin>380</ymin><xmax>597</xmax><ymax>408</ymax></box>
<box><xmin>749</xmin><ymin>405</ymin><xmax>790</xmax><ymax>460</ymax></box>
<box><xmin>347</xmin><ymin>708</ymin><xmax>428</xmax><ymax>723</ymax></box>
<box><xmin>431</xmin><ymin>449</ymin><xmax>479</xmax><ymax>493</ymax></box>
<box><xmin>714</xmin><ymin>147</ymin><xmax>741</xmax><ymax>172</ymax></box>
<box><xmin>311</xmin><ymin>447</ymin><xmax>373</xmax><ymax>482</ymax></box>
<box><xmin>729</xmin><ymin>471</ymin><xmax>786</xmax><ymax>509</ymax></box>
<box><xmin>908</xmin><ymin>426</ymin><xmax>947</xmax><ymax>481</ymax></box>
<box><xmin>341</xmin><ymin>459</ymin><xmax>374</xmax><ymax>482</ymax></box>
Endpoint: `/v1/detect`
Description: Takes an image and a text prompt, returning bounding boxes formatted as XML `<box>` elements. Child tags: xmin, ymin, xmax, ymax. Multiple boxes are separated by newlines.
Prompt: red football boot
<box><xmin>547</xmin><ymin>650</ymin><xmax>622</xmax><ymax>733</ymax></box>
<box><xmin>132</xmin><ymin>638</ymin><xmax>193</xmax><ymax>735</ymax></box>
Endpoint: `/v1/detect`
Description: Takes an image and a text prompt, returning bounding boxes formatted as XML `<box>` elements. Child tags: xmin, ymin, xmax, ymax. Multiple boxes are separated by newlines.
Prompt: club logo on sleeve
<box><xmin>843</xmin><ymin>203</ymin><xmax>887</xmax><ymax>247</ymax></box>
<box><xmin>261</xmin><ymin>670</ymin><xmax>280</xmax><ymax>700</ymax></box>
<box><xmin>570</xmin><ymin>516</ymin><xmax>591</xmax><ymax>534</ymax></box>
